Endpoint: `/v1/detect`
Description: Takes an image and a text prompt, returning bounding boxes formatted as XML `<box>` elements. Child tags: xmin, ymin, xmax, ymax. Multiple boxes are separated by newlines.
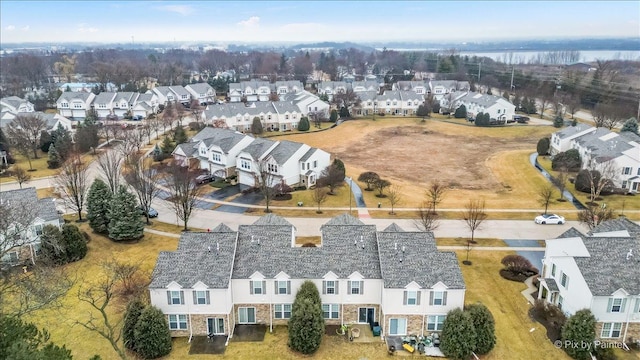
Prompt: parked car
<box><xmin>195</xmin><ymin>174</ymin><xmax>215</xmax><ymax>184</ymax></box>
<box><xmin>138</xmin><ymin>206</ymin><xmax>158</xmax><ymax>218</ymax></box>
<box><xmin>534</xmin><ymin>213</ymin><xmax>565</xmax><ymax>225</ymax></box>
<box><xmin>106</xmin><ymin>114</ymin><xmax>118</xmax><ymax>121</ymax></box>
<box><xmin>132</xmin><ymin>115</ymin><xmax>143</xmax><ymax>121</ymax></box>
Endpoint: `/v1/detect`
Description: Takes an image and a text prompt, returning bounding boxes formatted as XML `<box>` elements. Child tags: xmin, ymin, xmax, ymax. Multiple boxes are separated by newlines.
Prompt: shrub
<box><xmin>561</xmin><ymin>309</ymin><xmax>596</xmax><ymax>360</ymax></box>
<box><xmin>440</xmin><ymin>308</ymin><xmax>477</xmax><ymax>360</ymax></box>
<box><xmin>552</xmin><ymin>149</ymin><xmax>581</xmax><ymax>171</ymax></box>
<box><xmin>188</xmin><ymin>122</ymin><xmax>205</xmax><ymax>131</ymax></box>
<box><xmin>501</xmin><ymin>255</ymin><xmax>538</xmax><ymax>275</ymax></box>
<box><xmin>553</xmin><ymin>115</ymin><xmax>564</xmax><ymax>128</ymax></box>
<box><xmin>329</xmin><ymin>110</ymin><xmax>338</xmax><ymax>122</ymax></box>
<box><xmin>537</xmin><ymin>137</ymin><xmax>550</xmax><ymax>156</ymax></box>
<box><xmin>454</xmin><ymin>105</ymin><xmax>467</xmax><ymax>119</ymax></box>
<box><xmin>60</xmin><ymin>224</ymin><xmax>87</xmax><ymax>262</ymax></box>
<box><xmin>251</xmin><ymin>117</ymin><xmax>263</xmax><ymax>135</ymax></box>
<box><xmin>529</xmin><ymin>300</ymin><xmax>566</xmax><ymax>342</ymax></box>
<box><xmin>574</xmin><ymin>169</ymin><xmax>614</xmax><ymax>196</ymax></box>
<box><xmin>134</xmin><ymin>306</ymin><xmax>172</xmax><ymax>359</ymax></box>
<box><xmin>466</xmin><ymin>303</ymin><xmax>496</xmax><ymax>355</ymax></box>
<box><xmin>288</xmin><ymin>281</ymin><xmax>324</xmax><ymax>354</ymax></box>
<box><xmin>123</xmin><ymin>298</ymin><xmax>146</xmax><ymax>351</ymax></box>
<box><xmin>297</xmin><ymin>117</ymin><xmax>310</xmax><ymax>131</ymax></box>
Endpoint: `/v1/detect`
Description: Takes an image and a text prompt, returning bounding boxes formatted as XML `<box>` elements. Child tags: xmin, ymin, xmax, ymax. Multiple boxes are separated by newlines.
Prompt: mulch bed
<box><xmin>499</xmin><ymin>269</ymin><xmax>536</xmax><ymax>282</ymax></box>
<box><xmin>325</xmin><ymin>324</ymin><xmax>341</xmax><ymax>336</ymax></box>
<box><xmin>528</xmin><ymin>306</ymin><xmax>564</xmax><ymax>342</ymax></box>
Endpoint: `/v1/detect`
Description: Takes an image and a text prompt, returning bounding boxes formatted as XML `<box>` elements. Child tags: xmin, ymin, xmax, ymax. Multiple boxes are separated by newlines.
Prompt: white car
<box><xmin>534</xmin><ymin>214</ymin><xmax>565</xmax><ymax>225</ymax></box>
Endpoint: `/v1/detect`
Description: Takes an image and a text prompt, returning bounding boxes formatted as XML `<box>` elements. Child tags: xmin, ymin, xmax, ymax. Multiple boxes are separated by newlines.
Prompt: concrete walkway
<box><xmin>521</xmin><ymin>276</ymin><xmax>538</xmax><ymax>305</ymax></box>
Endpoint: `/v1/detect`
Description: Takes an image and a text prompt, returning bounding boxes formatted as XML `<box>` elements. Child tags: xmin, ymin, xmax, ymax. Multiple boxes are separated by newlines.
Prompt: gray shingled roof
<box><xmin>252</xmin><ymin>213</ymin><xmax>293</xmax><ymax>226</ymax></box>
<box><xmin>377</xmin><ymin>230</ymin><xmax>465</xmax><ymax>289</ymax></box>
<box><xmin>37</xmin><ymin>198</ymin><xmax>60</xmax><ymax>221</ymax></box>
<box><xmin>544</xmin><ymin>278</ymin><xmax>559</xmax><ymax>292</ymax></box>
<box><xmin>0</xmin><ymin>187</ymin><xmax>58</xmax><ymax>222</ymax></box>
<box><xmin>589</xmin><ymin>217</ymin><xmax>640</xmax><ymax>237</ymax></box>
<box><xmin>173</xmin><ymin>142</ymin><xmax>198</xmax><ymax>157</ymax></box>
<box><xmin>57</xmin><ymin>92</ymin><xmax>92</xmax><ymax>103</ymax></box>
<box><xmin>232</xmin><ymin>220</ymin><xmax>382</xmax><ymax>280</ymax></box>
<box><xmin>241</xmin><ymin>138</ymin><xmax>276</xmax><ymax>159</ymax></box>
<box><xmin>169</xmin><ymin>86</ymin><xmax>190</xmax><ymax>97</ymax></box>
<box><xmin>323</xmin><ymin>213</ymin><xmax>364</xmax><ymax>226</ymax></box>
<box><xmin>556</xmin><ymin>227</ymin><xmax>585</xmax><ymax>239</ymax></box>
<box><xmin>300</xmin><ymin>148</ymin><xmax>317</xmax><ymax>162</ymax></box>
<box><xmin>575</xmin><ymin>236</ymin><xmax>640</xmax><ymax>295</ymax></box>
<box><xmin>93</xmin><ymin>92</ymin><xmax>117</xmax><ymax>105</ymax></box>
<box><xmin>1</xmin><ymin>96</ymin><xmax>26</xmax><ymax>109</ymax></box>
<box><xmin>268</xmin><ymin>141</ymin><xmax>303</xmax><ymax>164</ymax></box>
<box><xmin>556</xmin><ymin>123</ymin><xmax>593</xmax><ymax>139</ymax></box>
<box><xmin>382</xmin><ymin>223</ymin><xmax>405</xmax><ymax>232</ymax></box>
<box><xmin>150</xmin><ymin>231</ymin><xmax>237</xmax><ymax>289</ymax></box>
<box><xmin>455</xmin><ymin>91</ymin><xmax>508</xmax><ymax>108</ymax></box>
<box><xmin>574</xmin><ymin>128</ymin><xmax>634</xmax><ymax>163</ymax></box>
<box><xmin>211</xmin><ymin>223</ymin><xmax>234</xmax><ymax>232</ymax></box>
<box><xmin>187</xmin><ymin>83</ymin><xmax>213</xmax><ymax>94</ymax></box>
<box><xmin>190</xmin><ymin>127</ymin><xmax>249</xmax><ymax>152</ymax></box>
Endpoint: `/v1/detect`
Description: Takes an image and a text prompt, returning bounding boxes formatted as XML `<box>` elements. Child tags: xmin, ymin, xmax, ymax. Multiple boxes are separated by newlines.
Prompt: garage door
<box><xmin>238</xmin><ymin>170</ymin><xmax>255</xmax><ymax>187</ymax></box>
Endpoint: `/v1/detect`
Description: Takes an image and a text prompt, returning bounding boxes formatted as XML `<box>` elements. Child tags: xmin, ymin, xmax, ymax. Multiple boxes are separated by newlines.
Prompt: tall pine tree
<box><xmin>87</xmin><ymin>179</ymin><xmax>112</xmax><ymax>234</ymax></box>
<box><xmin>440</xmin><ymin>308</ymin><xmax>477</xmax><ymax>360</ymax></box>
<box><xmin>134</xmin><ymin>306</ymin><xmax>172</xmax><ymax>359</ymax></box>
<box><xmin>466</xmin><ymin>303</ymin><xmax>496</xmax><ymax>355</ymax></box>
<box><xmin>288</xmin><ymin>281</ymin><xmax>324</xmax><ymax>354</ymax></box>
<box><xmin>108</xmin><ymin>185</ymin><xmax>144</xmax><ymax>241</ymax></box>
<box><xmin>47</xmin><ymin>143</ymin><xmax>61</xmax><ymax>169</ymax></box>
<box><xmin>123</xmin><ymin>299</ymin><xmax>146</xmax><ymax>351</ymax></box>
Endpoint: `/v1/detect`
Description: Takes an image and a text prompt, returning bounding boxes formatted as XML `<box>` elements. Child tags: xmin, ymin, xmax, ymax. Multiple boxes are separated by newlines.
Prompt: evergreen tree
<box><xmin>123</xmin><ymin>298</ymin><xmax>146</xmax><ymax>351</ymax></box>
<box><xmin>554</xmin><ymin>115</ymin><xmax>564</xmax><ymax>128</ymax></box>
<box><xmin>440</xmin><ymin>308</ymin><xmax>477</xmax><ymax>360</ymax></box>
<box><xmin>60</xmin><ymin>224</ymin><xmax>87</xmax><ymax>263</ymax></box>
<box><xmin>87</xmin><ymin>179</ymin><xmax>113</xmax><ymax>234</ymax></box>
<box><xmin>108</xmin><ymin>185</ymin><xmax>144</xmax><ymax>241</ymax></box>
<box><xmin>46</xmin><ymin>143</ymin><xmax>61</xmax><ymax>169</ymax></box>
<box><xmin>332</xmin><ymin>158</ymin><xmax>345</xmax><ymax>177</ymax></box>
<box><xmin>39</xmin><ymin>130</ymin><xmax>53</xmax><ymax>152</ymax></box>
<box><xmin>329</xmin><ymin>109</ymin><xmax>338</xmax><ymax>122</ymax></box>
<box><xmin>160</xmin><ymin>136</ymin><xmax>174</xmax><ymax>155</ymax></box>
<box><xmin>0</xmin><ymin>314</ymin><xmax>73</xmax><ymax>360</ymax></box>
<box><xmin>39</xmin><ymin>224</ymin><xmax>64</xmax><ymax>265</ymax></box>
<box><xmin>621</xmin><ymin>117</ymin><xmax>638</xmax><ymax>134</ymax></box>
<box><xmin>298</xmin><ymin>116</ymin><xmax>310</xmax><ymax>131</ymax></box>
<box><xmin>288</xmin><ymin>280</ymin><xmax>324</xmax><ymax>354</ymax></box>
<box><xmin>339</xmin><ymin>106</ymin><xmax>350</xmax><ymax>118</ymax></box>
<box><xmin>466</xmin><ymin>303</ymin><xmax>496</xmax><ymax>355</ymax></box>
<box><xmin>51</xmin><ymin>124</ymin><xmax>73</xmax><ymax>160</ymax></box>
<box><xmin>454</xmin><ymin>104</ymin><xmax>467</xmax><ymax>118</ymax></box>
<box><xmin>173</xmin><ymin>126</ymin><xmax>187</xmax><ymax>145</ymax></box>
<box><xmin>561</xmin><ymin>309</ymin><xmax>596</xmax><ymax>360</ymax></box>
<box><xmin>134</xmin><ymin>306</ymin><xmax>172</xmax><ymax>359</ymax></box>
<box><xmin>537</xmin><ymin>137</ymin><xmax>551</xmax><ymax>156</ymax></box>
<box><xmin>251</xmin><ymin>117</ymin><xmax>263</xmax><ymax>135</ymax></box>
<box><xmin>76</xmin><ymin>120</ymin><xmax>100</xmax><ymax>153</ymax></box>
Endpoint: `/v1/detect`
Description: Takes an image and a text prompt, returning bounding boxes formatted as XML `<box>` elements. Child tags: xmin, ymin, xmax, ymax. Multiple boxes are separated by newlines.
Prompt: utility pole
<box><xmin>510</xmin><ymin>66</ymin><xmax>515</xmax><ymax>92</ymax></box>
<box><xmin>477</xmin><ymin>61</ymin><xmax>482</xmax><ymax>82</ymax></box>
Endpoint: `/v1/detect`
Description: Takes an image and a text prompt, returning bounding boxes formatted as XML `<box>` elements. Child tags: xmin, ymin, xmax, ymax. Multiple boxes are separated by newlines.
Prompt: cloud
<box><xmin>21</xmin><ymin>25</ymin><xmax>29</xmax><ymax>31</ymax></box>
<box><xmin>238</xmin><ymin>16</ymin><xmax>260</xmax><ymax>27</ymax></box>
<box><xmin>5</xmin><ymin>25</ymin><xmax>15</xmax><ymax>31</ymax></box>
<box><xmin>157</xmin><ymin>5</ymin><xmax>194</xmax><ymax>16</ymax></box>
<box><xmin>77</xmin><ymin>23</ymin><xmax>98</xmax><ymax>33</ymax></box>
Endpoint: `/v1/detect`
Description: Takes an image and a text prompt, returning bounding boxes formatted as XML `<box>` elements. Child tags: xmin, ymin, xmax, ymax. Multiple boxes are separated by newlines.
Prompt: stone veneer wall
<box><xmin>342</xmin><ymin>304</ymin><xmax>380</xmax><ymax>325</ymax></box>
<box><xmin>595</xmin><ymin>322</ymin><xmax>640</xmax><ymax>344</ymax></box>
<box><xmin>168</xmin><ymin>313</ymin><xmax>231</xmax><ymax>337</ymax></box>
<box><xmin>234</xmin><ymin>303</ymin><xmax>271</xmax><ymax>325</ymax></box>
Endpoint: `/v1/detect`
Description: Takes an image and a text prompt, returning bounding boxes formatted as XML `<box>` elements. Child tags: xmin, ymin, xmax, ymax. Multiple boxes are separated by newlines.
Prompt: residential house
<box><xmin>449</xmin><ymin>92</ymin><xmax>515</xmax><ymax>123</ymax></box>
<box><xmin>132</xmin><ymin>93</ymin><xmax>158</xmax><ymax>119</ymax></box>
<box><xmin>358</xmin><ymin>90</ymin><xmax>424</xmax><ymax>116</ymax></box>
<box><xmin>317</xmin><ymin>81</ymin><xmax>349</xmax><ymax>101</ymax></box>
<box><xmin>56</xmin><ymin>91</ymin><xmax>96</xmax><ymax>119</ymax></box>
<box><xmin>0</xmin><ymin>112</ymin><xmax>72</xmax><ymax>132</ymax></box>
<box><xmin>235</xmin><ymin>138</ymin><xmax>279</xmax><ymax>187</ymax></box>
<box><xmin>549</xmin><ymin>123</ymin><xmax>597</xmax><ymax>155</ymax></box>
<box><xmin>152</xmin><ymin>86</ymin><xmax>191</xmax><ymax>106</ymax></box>
<box><xmin>280</xmin><ymin>91</ymin><xmax>330</xmax><ymax>117</ymax></box>
<box><xmin>186</xmin><ymin>83</ymin><xmax>216</xmax><ymax>105</ymax></box>
<box><xmin>429</xmin><ymin>80</ymin><xmax>459</xmax><ymax>101</ymax></box>
<box><xmin>351</xmin><ymin>81</ymin><xmax>380</xmax><ymax>93</ymax></box>
<box><xmin>112</xmin><ymin>92</ymin><xmax>140</xmax><ymax>118</ymax></box>
<box><xmin>274</xmin><ymin>81</ymin><xmax>303</xmax><ymax>96</ymax></box>
<box><xmin>228</xmin><ymin>81</ymin><xmax>272</xmax><ymax>103</ymax></box>
<box><xmin>538</xmin><ymin>218</ymin><xmax>640</xmax><ymax>343</ymax></box>
<box><xmin>0</xmin><ymin>187</ymin><xmax>62</xmax><ymax>266</ymax></box>
<box><xmin>149</xmin><ymin>214</ymin><xmax>465</xmax><ymax>338</ymax></box>
<box><xmin>393</xmin><ymin>81</ymin><xmax>428</xmax><ymax>96</ymax></box>
<box><xmin>92</xmin><ymin>92</ymin><xmax>118</xmax><ymax>119</ymax></box>
<box><xmin>0</xmin><ymin>96</ymin><xmax>35</xmax><ymax>115</ymax></box>
<box><xmin>58</xmin><ymin>82</ymin><xmax>117</xmax><ymax>93</ymax></box>
<box><xmin>202</xmin><ymin>102</ymin><xmax>303</xmax><ymax>132</ymax></box>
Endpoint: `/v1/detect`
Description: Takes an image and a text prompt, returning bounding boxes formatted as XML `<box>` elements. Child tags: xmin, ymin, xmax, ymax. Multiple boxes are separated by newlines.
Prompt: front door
<box><xmin>358</xmin><ymin>307</ymin><xmax>375</xmax><ymax>323</ymax></box>
<box><xmin>207</xmin><ymin>318</ymin><xmax>225</xmax><ymax>335</ymax></box>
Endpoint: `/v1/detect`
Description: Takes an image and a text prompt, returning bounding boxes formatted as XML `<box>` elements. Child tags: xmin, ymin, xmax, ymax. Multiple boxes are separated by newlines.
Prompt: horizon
<box><xmin>1</xmin><ymin>1</ymin><xmax>638</xmax><ymax>44</ymax></box>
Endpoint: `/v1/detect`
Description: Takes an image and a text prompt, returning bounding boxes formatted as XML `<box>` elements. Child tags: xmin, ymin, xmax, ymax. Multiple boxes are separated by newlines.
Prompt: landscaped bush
<box><xmin>288</xmin><ymin>281</ymin><xmax>324</xmax><ymax>354</ymax></box>
<box><xmin>529</xmin><ymin>299</ymin><xmax>566</xmax><ymax>342</ymax></box>
<box><xmin>552</xmin><ymin>149</ymin><xmax>581</xmax><ymax>171</ymax></box>
<box><xmin>499</xmin><ymin>254</ymin><xmax>538</xmax><ymax>282</ymax></box>
<box><xmin>188</xmin><ymin>122</ymin><xmax>205</xmax><ymax>131</ymax></box>
<box><xmin>134</xmin><ymin>306</ymin><xmax>172</xmax><ymax>359</ymax></box>
<box><xmin>537</xmin><ymin>137</ymin><xmax>550</xmax><ymax>156</ymax></box>
<box><xmin>561</xmin><ymin>309</ymin><xmax>596</xmax><ymax>360</ymax></box>
<box><xmin>440</xmin><ymin>308</ymin><xmax>477</xmax><ymax>360</ymax></box>
<box><xmin>454</xmin><ymin>105</ymin><xmax>467</xmax><ymax>119</ymax></box>
<box><xmin>465</xmin><ymin>303</ymin><xmax>496</xmax><ymax>355</ymax></box>
<box><xmin>574</xmin><ymin>169</ymin><xmax>615</xmax><ymax>196</ymax></box>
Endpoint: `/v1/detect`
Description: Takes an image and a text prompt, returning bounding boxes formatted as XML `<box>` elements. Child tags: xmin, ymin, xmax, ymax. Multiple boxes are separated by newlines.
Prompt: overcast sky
<box><xmin>1</xmin><ymin>1</ymin><xmax>638</xmax><ymax>44</ymax></box>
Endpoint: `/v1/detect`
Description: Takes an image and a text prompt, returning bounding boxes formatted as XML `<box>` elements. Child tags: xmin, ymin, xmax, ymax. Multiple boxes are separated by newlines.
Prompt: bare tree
<box><xmin>426</xmin><ymin>181</ymin><xmax>447</xmax><ymax>213</ymax></box>
<box><xmin>537</xmin><ymin>183</ymin><xmax>556</xmax><ymax>214</ymax></box>
<box><xmin>318</xmin><ymin>164</ymin><xmax>344</xmax><ymax>195</ymax></box>
<box><xmin>564</xmin><ymin>94</ymin><xmax>581</xmax><ymax>119</ymax></box>
<box><xmin>165</xmin><ymin>163</ymin><xmax>203</xmax><ymax>230</ymax></box>
<box><xmin>96</xmin><ymin>150</ymin><xmax>124</xmax><ymax>194</ymax></box>
<box><xmin>552</xmin><ymin>167</ymin><xmax>569</xmax><ymax>201</ymax></box>
<box><xmin>461</xmin><ymin>199</ymin><xmax>487</xmax><ymax>245</ymax></box>
<box><xmin>578</xmin><ymin>204</ymin><xmax>615</xmax><ymax>230</ymax></box>
<box><xmin>538</xmin><ymin>91</ymin><xmax>555</xmax><ymax>119</ymax></box>
<box><xmin>0</xmin><ymin>194</ymin><xmax>39</xmax><ymax>262</ymax></box>
<box><xmin>357</xmin><ymin>171</ymin><xmax>379</xmax><ymax>191</ymax></box>
<box><xmin>119</xmin><ymin>129</ymin><xmax>144</xmax><ymax>160</ymax></box>
<box><xmin>189</xmin><ymin>99</ymin><xmax>204</xmax><ymax>123</ymax></box>
<box><xmin>11</xmin><ymin>166</ymin><xmax>31</xmax><ymax>188</ymax></box>
<box><xmin>585</xmin><ymin>161</ymin><xmax>618</xmax><ymax>204</ymax></box>
<box><xmin>55</xmin><ymin>156</ymin><xmax>90</xmax><ymax>221</ymax></box>
<box><xmin>140</xmin><ymin>124</ymin><xmax>153</xmax><ymax>145</ymax></box>
<box><xmin>161</xmin><ymin>101</ymin><xmax>176</xmax><ymax>131</ymax></box>
<box><xmin>147</xmin><ymin>116</ymin><xmax>162</xmax><ymax>140</ymax></box>
<box><xmin>125</xmin><ymin>154</ymin><xmax>163</xmax><ymax>225</ymax></box>
<box><xmin>311</xmin><ymin>185</ymin><xmax>328</xmax><ymax>213</ymax></box>
<box><xmin>374</xmin><ymin>178</ymin><xmax>391</xmax><ymax>198</ymax></box>
<box><xmin>387</xmin><ymin>185</ymin><xmax>403</xmax><ymax>215</ymax></box>
<box><xmin>415</xmin><ymin>202</ymin><xmax>439</xmax><ymax>232</ymax></box>
<box><xmin>6</xmin><ymin>114</ymin><xmax>48</xmax><ymax>168</ymax></box>
<box><xmin>256</xmin><ymin>159</ymin><xmax>277</xmax><ymax>213</ymax></box>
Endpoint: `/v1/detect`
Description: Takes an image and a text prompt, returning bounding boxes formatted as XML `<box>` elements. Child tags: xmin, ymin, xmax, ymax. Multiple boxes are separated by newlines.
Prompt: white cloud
<box><xmin>77</xmin><ymin>23</ymin><xmax>98</xmax><ymax>33</ymax></box>
<box><xmin>21</xmin><ymin>25</ymin><xmax>29</xmax><ymax>31</ymax></box>
<box><xmin>5</xmin><ymin>25</ymin><xmax>15</xmax><ymax>31</ymax></box>
<box><xmin>238</xmin><ymin>16</ymin><xmax>260</xmax><ymax>27</ymax></box>
<box><xmin>157</xmin><ymin>5</ymin><xmax>194</xmax><ymax>16</ymax></box>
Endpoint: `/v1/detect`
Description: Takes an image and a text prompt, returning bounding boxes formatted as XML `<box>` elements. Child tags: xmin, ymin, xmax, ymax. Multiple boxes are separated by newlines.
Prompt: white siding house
<box><xmin>549</xmin><ymin>123</ymin><xmax>597</xmax><ymax>155</ymax></box>
<box><xmin>186</xmin><ymin>83</ymin><xmax>216</xmax><ymax>105</ymax></box>
<box><xmin>56</xmin><ymin>92</ymin><xmax>96</xmax><ymax>119</ymax></box>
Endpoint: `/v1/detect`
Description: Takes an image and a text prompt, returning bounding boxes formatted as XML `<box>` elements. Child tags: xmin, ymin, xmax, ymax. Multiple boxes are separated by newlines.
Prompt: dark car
<box><xmin>106</xmin><ymin>114</ymin><xmax>118</xmax><ymax>121</ymax></box>
<box><xmin>195</xmin><ymin>174</ymin><xmax>215</xmax><ymax>184</ymax></box>
<box><xmin>132</xmin><ymin>115</ymin><xmax>143</xmax><ymax>121</ymax></box>
<box><xmin>138</xmin><ymin>206</ymin><xmax>158</xmax><ymax>218</ymax></box>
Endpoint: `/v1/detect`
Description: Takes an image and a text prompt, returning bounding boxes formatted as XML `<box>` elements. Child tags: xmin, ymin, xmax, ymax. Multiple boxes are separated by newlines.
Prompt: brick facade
<box><xmin>342</xmin><ymin>304</ymin><xmax>380</xmax><ymax>324</ymax></box>
<box><xmin>596</xmin><ymin>322</ymin><xmax>640</xmax><ymax>344</ymax></box>
<box><xmin>234</xmin><ymin>303</ymin><xmax>271</xmax><ymax>325</ymax></box>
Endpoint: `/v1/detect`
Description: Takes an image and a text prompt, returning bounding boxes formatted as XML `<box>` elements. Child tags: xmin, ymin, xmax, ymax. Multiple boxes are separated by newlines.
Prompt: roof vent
<box><xmin>627</xmin><ymin>249</ymin><xmax>633</xmax><ymax>260</ymax></box>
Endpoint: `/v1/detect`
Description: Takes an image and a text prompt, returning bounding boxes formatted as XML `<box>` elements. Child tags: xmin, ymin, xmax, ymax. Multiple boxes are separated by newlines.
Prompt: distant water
<box><xmin>379</xmin><ymin>49</ymin><xmax>640</xmax><ymax>62</ymax></box>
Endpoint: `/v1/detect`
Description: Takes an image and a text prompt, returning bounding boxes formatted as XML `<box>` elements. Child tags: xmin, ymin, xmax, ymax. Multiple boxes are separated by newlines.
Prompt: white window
<box><xmin>212</xmin><ymin>153</ymin><xmax>221</xmax><ymax>162</ymax></box>
<box><xmin>426</xmin><ymin>315</ymin><xmax>445</xmax><ymax>331</ymax></box>
<box><xmin>301</xmin><ymin>163</ymin><xmax>305</xmax><ymax>171</ymax></box>
<box><xmin>430</xmin><ymin>291</ymin><xmax>447</xmax><ymax>306</ymax></box>
<box><xmin>348</xmin><ymin>280</ymin><xmax>363</xmax><ymax>295</ymax></box>
<box><xmin>608</xmin><ymin>298</ymin><xmax>626</xmax><ymax>313</ymax></box>
<box><xmin>33</xmin><ymin>224</ymin><xmax>43</xmax><ymax>236</ymax></box>
<box><xmin>622</xmin><ymin>181</ymin><xmax>628</xmax><ymax>189</ymax></box>
<box><xmin>313</xmin><ymin>160</ymin><xmax>317</xmax><ymax>168</ymax></box>
<box><xmin>551</xmin><ymin>263</ymin><xmax>556</xmax><ymax>277</ymax></box>
<box><xmin>250</xmin><ymin>280</ymin><xmax>265</xmax><ymax>295</ymax></box>
<box><xmin>558</xmin><ymin>295</ymin><xmax>564</xmax><ymax>310</ymax></box>
<box><xmin>404</xmin><ymin>290</ymin><xmax>420</xmax><ymax>305</ymax></box>
<box><xmin>560</xmin><ymin>272</ymin><xmax>569</xmax><ymax>289</ymax></box>
<box><xmin>240</xmin><ymin>159</ymin><xmax>251</xmax><ymax>170</ymax></box>
<box><xmin>61</xmin><ymin>102</ymin><xmax>69</xmax><ymax>108</ymax></box>
<box><xmin>98</xmin><ymin>104</ymin><xmax>106</xmax><ymax>109</ymax></box>
<box><xmin>323</xmin><ymin>280</ymin><xmax>338</xmax><ymax>295</ymax></box>
<box><xmin>168</xmin><ymin>314</ymin><xmax>188</xmax><ymax>330</ymax></box>
<box><xmin>73</xmin><ymin>103</ymin><xmax>82</xmax><ymax>109</ymax></box>
<box><xmin>601</xmin><ymin>323</ymin><xmax>622</xmax><ymax>338</ymax></box>
<box><xmin>268</xmin><ymin>164</ymin><xmax>278</xmax><ymax>173</ymax></box>
<box><xmin>167</xmin><ymin>290</ymin><xmax>184</xmax><ymax>305</ymax></box>
<box><xmin>193</xmin><ymin>290</ymin><xmax>210</xmax><ymax>305</ymax></box>
<box><xmin>274</xmin><ymin>304</ymin><xmax>292</xmax><ymax>319</ymax></box>
<box><xmin>322</xmin><ymin>304</ymin><xmax>339</xmax><ymax>319</ymax></box>
<box><xmin>276</xmin><ymin>280</ymin><xmax>290</xmax><ymax>295</ymax></box>
<box><xmin>622</xmin><ymin>167</ymin><xmax>632</xmax><ymax>175</ymax></box>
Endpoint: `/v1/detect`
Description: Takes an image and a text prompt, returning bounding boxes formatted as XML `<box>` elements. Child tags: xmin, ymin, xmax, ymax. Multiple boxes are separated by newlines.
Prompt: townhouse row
<box><xmin>149</xmin><ymin>214</ymin><xmax>466</xmax><ymax>338</ymax></box>
<box><xmin>550</xmin><ymin>123</ymin><xmax>640</xmax><ymax>191</ymax></box>
<box><xmin>172</xmin><ymin>127</ymin><xmax>330</xmax><ymax>189</ymax></box>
